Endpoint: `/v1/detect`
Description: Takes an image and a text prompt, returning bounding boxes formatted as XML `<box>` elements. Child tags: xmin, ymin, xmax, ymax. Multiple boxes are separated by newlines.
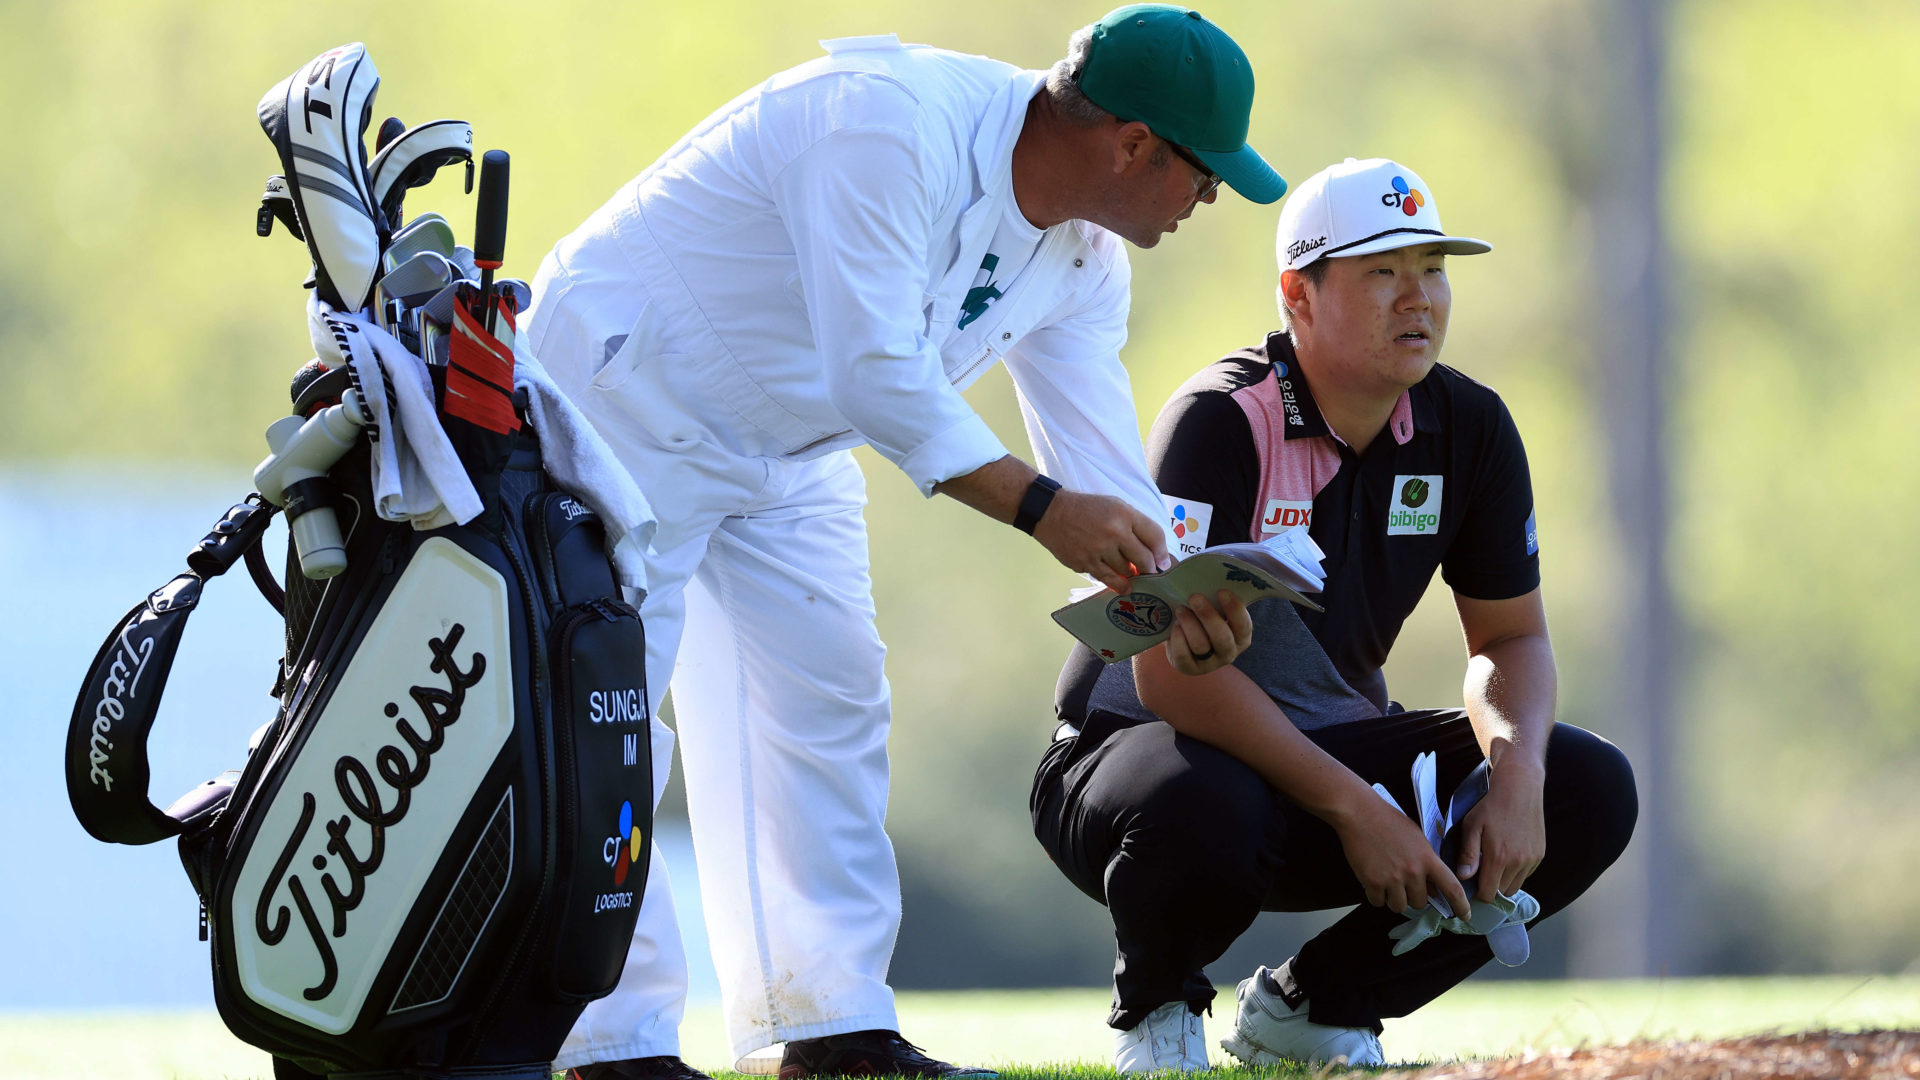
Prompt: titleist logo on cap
<box><xmin>1286</xmin><ymin>235</ymin><xmax>1328</xmax><ymax>264</ymax></box>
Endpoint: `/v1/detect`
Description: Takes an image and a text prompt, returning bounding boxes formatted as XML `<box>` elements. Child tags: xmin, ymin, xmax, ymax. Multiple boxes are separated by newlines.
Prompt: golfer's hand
<box><xmin>1454</xmin><ymin>759</ymin><xmax>1546</xmax><ymax>901</ymax></box>
<box><xmin>1033</xmin><ymin>491</ymin><xmax>1170</xmax><ymax>593</ymax></box>
<box><xmin>1164</xmin><ymin>591</ymin><xmax>1252</xmax><ymax>676</ymax></box>
<box><xmin>1333</xmin><ymin>791</ymin><xmax>1472</xmax><ymax>917</ymax></box>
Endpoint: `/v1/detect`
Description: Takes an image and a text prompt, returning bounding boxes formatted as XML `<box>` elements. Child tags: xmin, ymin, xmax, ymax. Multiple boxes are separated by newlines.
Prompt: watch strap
<box><xmin>1013</xmin><ymin>474</ymin><xmax>1063</xmax><ymax>535</ymax></box>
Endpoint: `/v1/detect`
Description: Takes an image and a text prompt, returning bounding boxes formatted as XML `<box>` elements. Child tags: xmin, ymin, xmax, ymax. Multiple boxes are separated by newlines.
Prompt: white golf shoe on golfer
<box><xmin>1220</xmin><ymin>964</ymin><xmax>1384</xmax><ymax>1068</ymax></box>
<box><xmin>1114</xmin><ymin>1001</ymin><xmax>1210</xmax><ymax>1073</ymax></box>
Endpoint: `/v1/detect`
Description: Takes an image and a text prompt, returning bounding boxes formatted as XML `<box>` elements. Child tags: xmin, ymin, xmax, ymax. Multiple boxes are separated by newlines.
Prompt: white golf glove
<box><xmin>1372</xmin><ymin>752</ymin><xmax>1539</xmax><ymax>967</ymax></box>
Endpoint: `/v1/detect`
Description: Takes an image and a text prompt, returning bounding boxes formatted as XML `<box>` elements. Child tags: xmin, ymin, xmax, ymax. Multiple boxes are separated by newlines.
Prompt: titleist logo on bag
<box><xmin>232</xmin><ymin>539</ymin><xmax>516</xmax><ymax>1034</ymax></box>
<box><xmin>86</xmin><ymin>623</ymin><xmax>158</xmax><ymax>791</ymax></box>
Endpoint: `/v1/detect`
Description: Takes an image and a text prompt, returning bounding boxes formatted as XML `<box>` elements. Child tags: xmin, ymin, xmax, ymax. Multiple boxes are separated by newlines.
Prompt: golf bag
<box><xmin>63</xmin><ymin>42</ymin><xmax>651</xmax><ymax>1080</ymax></box>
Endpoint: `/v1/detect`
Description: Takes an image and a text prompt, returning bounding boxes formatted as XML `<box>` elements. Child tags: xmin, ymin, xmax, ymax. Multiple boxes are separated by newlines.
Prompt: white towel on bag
<box><xmin>308</xmin><ymin>297</ymin><xmax>655</xmax><ymax>596</ymax></box>
<box><xmin>315</xmin><ymin>299</ymin><xmax>483</xmax><ymax>531</ymax></box>
<box><xmin>512</xmin><ymin>339</ymin><xmax>656</xmax><ymax>597</ymax></box>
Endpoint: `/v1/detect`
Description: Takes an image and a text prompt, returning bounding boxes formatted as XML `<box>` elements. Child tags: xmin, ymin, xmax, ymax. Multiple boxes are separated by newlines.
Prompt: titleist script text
<box><xmin>89</xmin><ymin>623</ymin><xmax>158</xmax><ymax>790</ymax></box>
<box><xmin>255</xmin><ymin>625</ymin><xmax>487</xmax><ymax>1001</ymax></box>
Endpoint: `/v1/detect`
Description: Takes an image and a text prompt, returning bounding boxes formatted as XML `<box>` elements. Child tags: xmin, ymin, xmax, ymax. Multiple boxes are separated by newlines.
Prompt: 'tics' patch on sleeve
<box><xmin>1162</xmin><ymin>495</ymin><xmax>1213</xmax><ymax>559</ymax></box>
<box><xmin>1525</xmin><ymin>508</ymin><xmax>1539</xmax><ymax>555</ymax></box>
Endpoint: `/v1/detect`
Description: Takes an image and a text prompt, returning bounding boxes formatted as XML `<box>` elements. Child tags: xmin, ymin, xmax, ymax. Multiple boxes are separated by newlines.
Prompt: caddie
<box><xmin>1031</xmin><ymin>157</ymin><xmax>1640</xmax><ymax>1071</ymax></box>
<box><xmin>524</xmin><ymin>8</ymin><xmax>1275</xmax><ymax>1079</ymax></box>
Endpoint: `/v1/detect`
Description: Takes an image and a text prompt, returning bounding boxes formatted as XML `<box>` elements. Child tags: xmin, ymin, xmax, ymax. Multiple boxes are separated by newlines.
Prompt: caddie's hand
<box><xmin>1165</xmin><ymin>590</ymin><xmax>1253</xmax><ymax>676</ymax></box>
<box><xmin>1033</xmin><ymin>490</ymin><xmax>1170</xmax><ymax>594</ymax></box>
<box><xmin>1334</xmin><ymin>789</ymin><xmax>1472</xmax><ymax>917</ymax></box>
<box><xmin>1454</xmin><ymin>758</ymin><xmax>1547</xmax><ymax>901</ymax></box>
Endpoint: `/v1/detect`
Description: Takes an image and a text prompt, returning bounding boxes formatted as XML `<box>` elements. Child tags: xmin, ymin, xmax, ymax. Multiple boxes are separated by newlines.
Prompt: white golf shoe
<box><xmin>1114</xmin><ymin>1001</ymin><xmax>1210</xmax><ymax>1073</ymax></box>
<box><xmin>1219</xmin><ymin>964</ymin><xmax>1384</xmax><ymax>1068</ymax></box>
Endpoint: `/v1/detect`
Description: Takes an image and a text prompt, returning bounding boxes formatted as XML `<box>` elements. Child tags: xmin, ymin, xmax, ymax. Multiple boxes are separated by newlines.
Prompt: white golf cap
<box><xmin>1275</xmin><ymin>157</ymin><xmax>1491</xmax><ymax>273</ymax></box>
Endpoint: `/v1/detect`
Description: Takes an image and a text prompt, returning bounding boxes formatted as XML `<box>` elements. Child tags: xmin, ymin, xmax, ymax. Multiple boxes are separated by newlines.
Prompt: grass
<box><xmin>5</xmin><ymin>977</ymin><xmax>1917</xmax><ymax>1080</ymax></box>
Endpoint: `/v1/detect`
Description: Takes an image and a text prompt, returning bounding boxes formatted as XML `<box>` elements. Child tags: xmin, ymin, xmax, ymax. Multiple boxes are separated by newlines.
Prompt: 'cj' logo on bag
<box><xmin>592</xmin><ymin>800</ymin><xmax>643</xmax><ymax>915</ymax></box>
<box><xmin>1388</xmin><ymin>475</ymin><xmax>1443</xmax><ymax>536</ymax></box>
<box><xmin>604</xmin><ymin>801</ymin><xmax>644</xmax><ymax>887</ymax></box>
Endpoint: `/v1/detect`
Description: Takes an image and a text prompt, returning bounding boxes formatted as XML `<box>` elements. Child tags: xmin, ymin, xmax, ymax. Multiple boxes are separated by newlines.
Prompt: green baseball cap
<box><xmin>1078</xmin><ymin>4</ymin><xmax>1285</xmax><ymax>204</ymax></box>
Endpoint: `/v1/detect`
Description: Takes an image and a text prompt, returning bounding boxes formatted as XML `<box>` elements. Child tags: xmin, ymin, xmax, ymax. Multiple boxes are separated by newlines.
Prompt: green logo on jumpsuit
<box><xmin>957</xmin><ymin>253</ymin><xmax>1003</xmax><ymax>330</ymax></box>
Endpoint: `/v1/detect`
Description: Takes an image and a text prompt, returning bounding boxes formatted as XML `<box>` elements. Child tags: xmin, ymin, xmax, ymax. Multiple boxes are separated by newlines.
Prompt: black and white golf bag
<box><xmin>64</xmin><ymin>43</ymin><xmax>650</xmax><ymax>1080</ymax></box>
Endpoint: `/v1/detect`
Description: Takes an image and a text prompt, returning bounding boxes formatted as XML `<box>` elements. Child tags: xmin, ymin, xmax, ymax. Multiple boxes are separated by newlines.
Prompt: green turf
<box><xmin>5</xmin><ymin>977</ymin><xmax>1916</xmax><ymax>1080</ymax></box>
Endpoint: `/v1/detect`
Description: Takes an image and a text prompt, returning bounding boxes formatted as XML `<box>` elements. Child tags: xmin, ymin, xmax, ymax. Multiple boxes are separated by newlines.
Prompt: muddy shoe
<box><xmin>777</xmin><ymin>1030</ymin><xmax>996</xmax><ymax>1078</ymax></box>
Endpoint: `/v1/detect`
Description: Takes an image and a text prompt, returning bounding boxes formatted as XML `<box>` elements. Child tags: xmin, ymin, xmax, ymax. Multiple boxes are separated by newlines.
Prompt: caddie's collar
<box><xmin>974</xmin><ymin>70</ymin><xmax>1048</xmax><ymax>197</ymax></box>
<box><xmin>1264</xmin><ymin>331</ymin><xmax>1441</xmax><ymax>446</ymax></box>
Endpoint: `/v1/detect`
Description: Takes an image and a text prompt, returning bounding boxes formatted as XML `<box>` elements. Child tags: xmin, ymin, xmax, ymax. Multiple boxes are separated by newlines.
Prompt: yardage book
<box><xmin>1052</xmin><ymin>528</ymin><xmax>1328</xmax><ymax>663</ymax></box>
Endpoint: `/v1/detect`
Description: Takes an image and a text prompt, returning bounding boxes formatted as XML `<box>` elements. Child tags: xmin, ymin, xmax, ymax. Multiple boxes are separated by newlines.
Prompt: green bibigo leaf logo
<box><xmin>1388</xmin><ymin>475</ymin><xmax>1444</xmax><ymax>536</ymax></box>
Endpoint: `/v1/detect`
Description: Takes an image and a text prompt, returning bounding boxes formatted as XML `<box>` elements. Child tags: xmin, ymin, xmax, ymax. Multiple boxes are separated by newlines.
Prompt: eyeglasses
<box><xmin>1162</xmin><ymin>137</ymin><xmax>1222</xmax><ymax>201</ymax></box>
<box><xmin>1097</xmin><ymin>97</ymin><xmax>1224</xmax><ymax>201</ymax></box>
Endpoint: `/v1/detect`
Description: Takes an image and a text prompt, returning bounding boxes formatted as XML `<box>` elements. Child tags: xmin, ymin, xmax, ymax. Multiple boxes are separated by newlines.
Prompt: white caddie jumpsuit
<box><xmin>525</xmin><ymin>34</ymin><xmax>1166</xmax><ymax>1068</ymax></box>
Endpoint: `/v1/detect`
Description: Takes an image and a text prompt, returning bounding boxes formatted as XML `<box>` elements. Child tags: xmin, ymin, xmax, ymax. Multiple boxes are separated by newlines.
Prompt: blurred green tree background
<box><xmin>4</xmin><ymin>0</ymin><xmax>1916</xmax><ymax>986</ymax></box>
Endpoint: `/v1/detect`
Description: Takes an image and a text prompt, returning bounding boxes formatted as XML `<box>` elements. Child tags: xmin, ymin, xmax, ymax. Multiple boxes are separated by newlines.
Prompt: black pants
<box><xmin>1030</xmin><ymin>708</ymin><xmax>1636</xmax><ymax>1031</ymax></box>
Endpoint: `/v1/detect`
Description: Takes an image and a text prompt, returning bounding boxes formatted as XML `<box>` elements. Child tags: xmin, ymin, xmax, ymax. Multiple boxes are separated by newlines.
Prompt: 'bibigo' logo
<box><xmin>1387</xmin><ymin>475</ymin><xmax>1444</xmax><ymax>536</ymax></box>
<box><xmin>1381</xmin><ymin>176</ymin><xmax>1427</xmax><ymax>218</ymax></box>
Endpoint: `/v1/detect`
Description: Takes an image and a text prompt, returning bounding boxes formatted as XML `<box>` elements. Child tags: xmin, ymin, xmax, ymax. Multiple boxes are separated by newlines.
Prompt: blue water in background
<box><xmin>0</xmin><ymin>469</ymin><xmax>719</xmax><ymax>1009</ymax></box>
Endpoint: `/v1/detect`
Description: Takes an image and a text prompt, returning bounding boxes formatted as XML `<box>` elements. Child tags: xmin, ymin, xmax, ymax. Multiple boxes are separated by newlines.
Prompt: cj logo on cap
<box><xmin>1388</xmin><ymin>475</ymin><xmax>1443</xmax><ymax>536</ymax></box>
<box><xmin>1382</xmin><ymin>176</ymin><xmax>1427</xmax><ymax>218</ymax></box>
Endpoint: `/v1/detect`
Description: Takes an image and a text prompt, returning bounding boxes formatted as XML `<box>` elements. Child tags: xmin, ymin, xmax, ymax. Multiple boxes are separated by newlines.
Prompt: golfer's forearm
<box><xmin>1135</xmin><ymin>653</ymin><xmax>1373</xmax><ymax>823</ymax></box>
<box><xmin>1463</xmin><ymin>633</ymin><xmax>1556</xmax><ymax>775</ymax></box>
<box><xmin>932</xmin><ymin>454</ymin><xmax>1035</xmax><ymax>524</ymax></box>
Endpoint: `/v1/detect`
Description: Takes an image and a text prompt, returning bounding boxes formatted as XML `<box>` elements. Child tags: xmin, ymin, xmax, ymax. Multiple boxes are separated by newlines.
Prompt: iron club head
<box><xmin>450</xmin><ymin>245</ymin><xmax>479</xmax><ymax>281</ymax></box>
<box><xmin>378</xmin><ymin>250</ymin><xmax>459</xmax><ymax>309</ymax></box>
<box><xmin>420</xmin><ymin>278</ymin><xmax>478</xmax><ymax>327</ymax></box>
<box><xmin>382</xmin><ymin>212</ymin><xmax>457</xmax><ymax>274</ymax></box>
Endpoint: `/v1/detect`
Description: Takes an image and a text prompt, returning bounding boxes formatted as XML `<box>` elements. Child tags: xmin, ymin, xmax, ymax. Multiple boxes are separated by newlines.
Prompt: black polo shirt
<box><xmin>1056</xmin><ymin>331</ymin><xmax>1540</xmax><ymax>719</ymax></box>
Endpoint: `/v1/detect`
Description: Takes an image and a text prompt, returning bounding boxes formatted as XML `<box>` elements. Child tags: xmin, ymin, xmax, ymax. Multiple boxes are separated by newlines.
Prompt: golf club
<box><xmin>494</xmin><ymin>277</ymin><xmax>531</xmax><ymax>315</ymax></box>
<box><xmin>383</xmin><ymin>212</ymin><xmax>457</xmax><ymax>274</ymax></box>
<box><xmin>420</xmin><ymin>277</ymin><xmax>479</xmax><ymax>326</ymax></box>
<box><xmin>378</xmin><ymin>250</ymin><xmax>459</xmax><ymax>309</ymax></box>
<box><xmin>472</xmin><ymin>150</ymin><xmax>510</xmax><ymax>330</ymax></box>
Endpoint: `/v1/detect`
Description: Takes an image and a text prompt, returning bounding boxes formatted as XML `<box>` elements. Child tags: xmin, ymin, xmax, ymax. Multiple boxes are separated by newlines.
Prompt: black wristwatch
<box><xmin>1013</xmin><ymin>474</ymin><xmax>1063</xmax><ymax>535</ymax></box>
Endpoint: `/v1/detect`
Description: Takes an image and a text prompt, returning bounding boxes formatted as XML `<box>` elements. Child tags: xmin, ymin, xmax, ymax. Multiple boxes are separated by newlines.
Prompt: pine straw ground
<box><xmin>1368</xmin><ymin>1030</ymin><xmax>1920</xmax><ymax>1080</ymax></box>
<box><xmin>8</xmin><ymin>981</ymin><xmax>1918</xmax><ymax>1079</ymax></box>
<box><xmin>980</xmin><ymin>1032</ymin><xmax>1920</xmax><ymax>1080</ymax></box>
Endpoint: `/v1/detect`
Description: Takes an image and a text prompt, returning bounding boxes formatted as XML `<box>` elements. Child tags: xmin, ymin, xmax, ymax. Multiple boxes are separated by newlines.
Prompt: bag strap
<box><xmin>66</xmin><ymin>496</ymin><xmax>280</xmax><ymax>845</ymax></box>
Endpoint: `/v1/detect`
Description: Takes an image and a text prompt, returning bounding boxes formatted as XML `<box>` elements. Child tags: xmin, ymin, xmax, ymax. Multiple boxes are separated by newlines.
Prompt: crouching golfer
<box><xmin>1031</xmin><ymin>157</ymin><xmax>1638</xmax><ymax>1071</ymax></box>
<box><xmin>527</xmin><ymin>7</ymin><xmax>1277</xmax><ymax>1079</ymax></box>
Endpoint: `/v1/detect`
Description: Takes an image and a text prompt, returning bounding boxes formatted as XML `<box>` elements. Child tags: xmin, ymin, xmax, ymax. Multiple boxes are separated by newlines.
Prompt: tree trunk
<box><xmin>1566</xmin><ymin>0</ymin><xmax>1682</xmax><ymax>979</ymax></box>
